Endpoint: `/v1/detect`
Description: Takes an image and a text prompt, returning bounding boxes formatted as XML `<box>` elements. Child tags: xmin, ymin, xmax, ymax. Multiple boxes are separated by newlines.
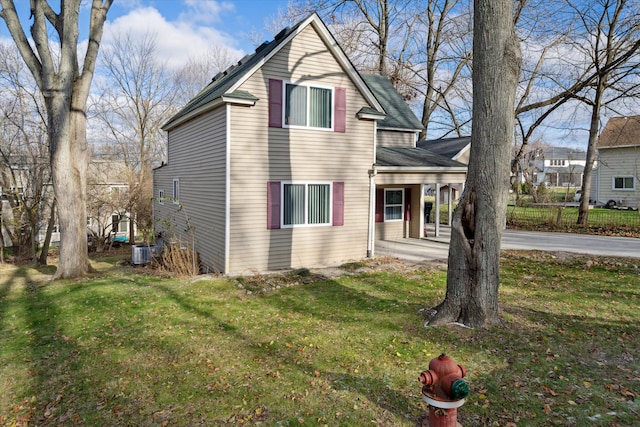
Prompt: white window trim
<box><xmin>612</xmin><ymin>176</ymin><xmax>635</xmax><ymax>191</ymax></box>
<box><xmin>282</xmin><ymin>81</ymin><xmax>334</xmax><ymax>131</ymax></box>
<box><xmin>384</xmin><ymin>188</ymin><xmax>404</xmax><ymax>222</ymax></box>
<box><xmin>280</xmin><ymin>181</ymin><xmax>333</xmax><ymax>228</ymax></box>
<box><xmin>158</xmin><ymin>189</ymin><xmax>165</xmax><ymax>205</ymax></box>
<box><xmin>172</xmin><ymin>179</ymin><xmax>180</xmax><ymax>204</ymax></box>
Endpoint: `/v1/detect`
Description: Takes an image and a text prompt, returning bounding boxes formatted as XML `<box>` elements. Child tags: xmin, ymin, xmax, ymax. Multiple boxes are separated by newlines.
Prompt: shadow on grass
<box><xmin>148</xmin><ymin>278</ymin><xmax>425</xmax><ymax>425</ymax></box>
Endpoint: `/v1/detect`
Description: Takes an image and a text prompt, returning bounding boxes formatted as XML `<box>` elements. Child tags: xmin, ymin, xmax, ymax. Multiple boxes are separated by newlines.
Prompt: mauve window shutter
<box><xmin>267</xmin><ymin>181</ymin><xmax>281</xmax><ymax>229</ymax></box>
<box><xmin>375</xmin><ymin>188</ymin><xmax>384</xmax><ymax>223</ymax></box>
<box><xmin>334</xmin><ymin>87</ymin><xmax>346</xmax><ymax>132</ymax></box>
<box><xmin>333</xmin><ymin>182</ymin><xmax>344</xmax><ymax>226</ymax></box>
<box><xmin>404</xmin><ymin>188</ymin><xmax>411</xmax><ymax>221</ymax></box>
<box><xmin>269</xmin><ymin>79</ymin><xmax>283</xmax><ymax>128</ymax></box>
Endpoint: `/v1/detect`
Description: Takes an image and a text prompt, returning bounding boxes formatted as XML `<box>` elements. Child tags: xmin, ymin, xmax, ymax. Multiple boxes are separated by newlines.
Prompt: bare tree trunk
<box><xmin>426</xmin><ymin>0</ymin><xmax>521</xmax><ymax>328</ymax></box>
<box><xmin>48</xmin><ymin>95</ymin><xmax>91</xmax><ymax>278</ymax></box>
<box><xmin>577</xmin><ymin>80</ymin><xmax>605</xmax><ymax>225</ymax></box>
<box><xmin>37</xmin><ymin>200</ymin><xmax>56</xmax><ymax>266</ymax></box>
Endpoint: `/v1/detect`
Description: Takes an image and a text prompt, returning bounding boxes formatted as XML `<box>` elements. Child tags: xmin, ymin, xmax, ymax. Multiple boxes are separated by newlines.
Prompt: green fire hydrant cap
<box><xmin>450</xmin><ymin>379</ymin><xmax>469</xmax><ymax>400</ymax></box>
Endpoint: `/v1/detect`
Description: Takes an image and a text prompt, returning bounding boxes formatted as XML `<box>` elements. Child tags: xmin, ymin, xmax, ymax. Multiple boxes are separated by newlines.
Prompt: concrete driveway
<box><xmin>375</xmin><ymin>226</ymin><xmax>640</xmax><ymax>263</ymax></box>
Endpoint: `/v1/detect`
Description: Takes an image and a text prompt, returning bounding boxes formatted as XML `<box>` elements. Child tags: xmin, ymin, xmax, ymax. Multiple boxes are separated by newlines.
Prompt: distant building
<box><xmin>536</xmin><ymin>146</ymin><xmax>587</xmax><ymax>187</ymax></box>
<box><xmin>592</xmin><ymin>116</ymin><xmax>640</xmax><ymax>208</ymax></box>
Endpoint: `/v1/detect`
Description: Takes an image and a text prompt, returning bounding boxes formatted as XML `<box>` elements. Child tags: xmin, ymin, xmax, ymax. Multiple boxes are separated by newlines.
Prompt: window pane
<box><xmin>285</xmin><ymin>84</ymin><xmax>307</xmax><ymax>126</ymax></box>
<box><xmin>386</xmin><ymin>190</ymin><xmax>403</xmax><ymax>205</ymax></box>
<box><xmin>308</xmin><ymin>184</ymin><xmax>330</xmax><ymax>224</ymax></box>
<box><xmin>309</xmin><ymin>87</ymin><xmax>331</xmax><ymax>128</ymax></box>
<box><xmin>625</xmin><ymin>177</ymin><xmax>633</xmax><ymax>188</ymax></box>
<box><xmin>385</xmin><ymin>206</ymin><xmax>402</xmax><ymax>220</ymax></box>
<box><xmin>119</xmin><ymin>216</ymin><xmax>129</xmax><ymax>233</ymax></box>
<box><xmin>283</xmin><ymin>184</ymin><xmax>305</xmax><ymax>225</ymax></box>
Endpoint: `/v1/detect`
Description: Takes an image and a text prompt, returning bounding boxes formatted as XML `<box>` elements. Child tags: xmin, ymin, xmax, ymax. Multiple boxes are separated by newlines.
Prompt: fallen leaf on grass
<box><xmin>619</xmin><ymin>387</ymin><xmax>636</xmax><ymax>399</ymax></box>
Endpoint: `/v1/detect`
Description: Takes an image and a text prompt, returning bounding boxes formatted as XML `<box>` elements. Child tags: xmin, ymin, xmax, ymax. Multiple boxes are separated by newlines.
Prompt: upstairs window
<box><xmin>613</xmin><ymin>176</ymin><xmax>634</xmax><ymax>190</ymax></box>
<box><xmin>269</xmin><ymin>79</ymin><xmax>346</xmax><ymax>132</ymax></box>
<box><xmin>285</xmin><ymin>83</ymin><xmax>332</xmax><ymax>129</ymax></box>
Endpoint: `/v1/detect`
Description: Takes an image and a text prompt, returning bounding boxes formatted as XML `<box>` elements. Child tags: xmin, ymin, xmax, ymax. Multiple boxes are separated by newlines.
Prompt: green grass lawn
<box><xmin>506</xmin><ymin>205</ymin><xmax>640</xmax><ymax>232</ymax></box>
<box><xmin>1</xmin><ymin>253</ymin><xmax>638</xmax><ymax>426</ymax></box>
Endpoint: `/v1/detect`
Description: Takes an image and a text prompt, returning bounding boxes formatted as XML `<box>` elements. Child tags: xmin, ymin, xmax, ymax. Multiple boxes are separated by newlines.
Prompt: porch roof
<box><xmin>375</xmin><ymin>147</ymin><xmax>467</xmax><ymax>169</ymax></box>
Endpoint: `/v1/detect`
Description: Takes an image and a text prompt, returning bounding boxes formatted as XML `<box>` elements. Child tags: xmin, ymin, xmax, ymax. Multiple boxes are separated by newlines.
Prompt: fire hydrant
<box><xmin>418</xmin><ymin>353</ymin><xmax>469</xmax><ymax>427</ymax></box>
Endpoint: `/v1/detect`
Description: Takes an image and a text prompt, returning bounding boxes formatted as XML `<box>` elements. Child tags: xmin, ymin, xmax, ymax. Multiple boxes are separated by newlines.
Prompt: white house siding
<box><xmin>377</xmin><ymin>130</ymin><xmax>416</xmax><ymax>148</ymax></box>
<box><xmin>595</xmin><ymin>146</ymin><xmax>640</xmax><ymax>208</ymax></box>
<box><xmin>153</xmin><ymin>107</ymin><xmax>228</xmax><ymax>272</ymax></box>
<box><xmin>226</xmin><ymin>25</ymin><xmax>375</xmax><ymax>273</ymax></box>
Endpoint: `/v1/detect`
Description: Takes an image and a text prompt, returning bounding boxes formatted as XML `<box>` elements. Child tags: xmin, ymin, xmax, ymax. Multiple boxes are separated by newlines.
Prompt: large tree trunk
<box><xmin>426</xmin><ymin>0</ymin><xmax>521</xmax><ymax>328</ymax></box>
<box><xmin>49</xmin><ymin>100</ymin><xmax>91</xmax><ymax>278</ymax></box>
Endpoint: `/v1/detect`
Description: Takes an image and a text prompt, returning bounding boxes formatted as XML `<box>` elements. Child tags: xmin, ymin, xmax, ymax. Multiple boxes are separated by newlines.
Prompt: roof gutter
<box><xmin>374</xmin><ymin>166</ymin><xmax>468</xmax><ymax>173</ymax></box>
<box><xmin>162</xmin><ymin>95</ymin><xmax>258</xmax><ymax>131</ymax></box>
<box><xmin>378</xmin><ymin>126</ymin><xmax>423</xmax><ymax>133</ymax></box>
<box><xmin>597</xmin><ymin>144</ymin><xmax>640</xmax><ymax>150</ymax></box>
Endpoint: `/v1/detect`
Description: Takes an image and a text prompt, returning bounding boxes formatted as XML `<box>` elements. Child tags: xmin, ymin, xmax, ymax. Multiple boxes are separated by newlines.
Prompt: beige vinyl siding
<box><xmin>596</xmin><ymin>146</ymin><xmax>640</xmax><ymax>208</ymax></box>
<box><xmin>227</xmin><ymin>25</ymin><xmax>375</xmax><ymax>273</ymax></box>
<box><xmin>455</xmin><ymin>149</ymin><xmax>470</xmax><ymax>165</ymax></box>
<box><xmin>377</xmin><ymin>129</ymin><xmax>416</xmax><ymax>148</ymax></box>
<box><xmin>375</xmin><ymin>221</ymin><xmax>405</xmax><ymax>241</ymax></box>
<box><xmin>153</xmin><ymin>107</ymin><xmax>228</xmax><ymax>272</ymax></box>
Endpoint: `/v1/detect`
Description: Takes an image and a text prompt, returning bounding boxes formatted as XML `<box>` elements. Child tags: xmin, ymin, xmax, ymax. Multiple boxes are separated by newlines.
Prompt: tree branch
<box><xmin>0</xmin><ymin>0</ymin><xmax>44</xmax><ymax>88</ymax></box>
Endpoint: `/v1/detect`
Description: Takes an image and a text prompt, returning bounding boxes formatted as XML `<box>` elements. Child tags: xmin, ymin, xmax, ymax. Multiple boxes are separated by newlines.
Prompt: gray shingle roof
<box><xmin>376</xmin><ymin>147</ymin><xmax>466</xmax><ymax>168</ymax></box>
<box><xmin>417</xmin><ymin>136</ymin><xmax>470</xmax><ymax>160</ymax></box>
<box><xmin>361</xmin><ymin>74</ymin><xmax>423</xmax><ymax>131</ymax></box>
<box><xmin>162</xmin><ymin>22</ymin><xmax>305</xmax><ymax>130</ymax></box>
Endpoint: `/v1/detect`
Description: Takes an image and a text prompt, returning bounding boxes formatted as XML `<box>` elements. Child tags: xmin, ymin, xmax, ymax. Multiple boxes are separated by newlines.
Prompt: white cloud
<box><xmin>102</xmin><ymin>5</ymin><xmax>245</xmax><ymax>70</ymax></box>
<box><xmin>179</xmin><ymin>0</ymin><xmax>235</xmax><ymax>24</ymax></box>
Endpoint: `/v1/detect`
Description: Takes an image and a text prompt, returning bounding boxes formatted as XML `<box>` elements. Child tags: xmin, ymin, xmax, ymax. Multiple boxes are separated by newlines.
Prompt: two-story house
<box><xmin>591</xmin><ymin>115</ymin><xmax>640</xmax><ymax>208</ymax></box>
<box><xmin>537</xmin><ymin>146</ymin><xmax>587</xmax><ymax>188</ymax></box>
<box><xmin>153</xmin><ymin>13</ymin><xmax>466</xmax><ymax>274</ymax></box>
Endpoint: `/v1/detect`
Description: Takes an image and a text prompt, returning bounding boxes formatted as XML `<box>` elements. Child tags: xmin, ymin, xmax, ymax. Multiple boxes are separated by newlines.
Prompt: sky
<box><xmin>0</xmin><ymin>0</ymin><xmax>292</xmax><ymax>69</ymax></box>
<box><xmin>0</xmin><ymin>1</ymin><xmax>607</xmax><ymax>149</ymax></box>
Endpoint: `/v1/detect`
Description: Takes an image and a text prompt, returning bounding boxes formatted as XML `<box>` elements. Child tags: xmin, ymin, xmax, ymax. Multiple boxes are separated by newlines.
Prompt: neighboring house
<box><xmin>537</xmin><ymin>146</ymin><xmax>586</xmax><ymax>187</ymax></box>
<box><xmin>153</xmin><ymin>13</ymin><xmax>467</xmax><ymax>274</ymax></box>
<box><xmin>0</xmin><ymin>156</ymin><xmax>133</xmax><ymax>251</ymax></box>
<box><xmin>591</xmin><ymin>115</ymin><xmax>640</xmax><ymax>208</ymax></box>
<box><xmin>84</xmin><ymin>159</ymin><xmax>135</xmax><ymax>246</ymax></box>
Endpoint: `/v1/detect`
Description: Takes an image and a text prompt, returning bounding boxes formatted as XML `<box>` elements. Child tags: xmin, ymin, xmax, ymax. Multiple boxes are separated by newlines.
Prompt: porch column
<box><xmin>435</xmin><ymin>183</ymin><xmax>441</xmax><ymax>237</ymax></box>
<box><xmin>367</xmin><ymin>170</ymin><xmax>376</xmax><ymax>257</ymax></box>
<box><xmin>420</xmin><ymin>183</ymin><xmax>426</xmax><ymax>237</ymax></box>
<box><xmin>447</xmin><ymin>184</ymin><xmax>453</xmax><ymax>226</ymax></box>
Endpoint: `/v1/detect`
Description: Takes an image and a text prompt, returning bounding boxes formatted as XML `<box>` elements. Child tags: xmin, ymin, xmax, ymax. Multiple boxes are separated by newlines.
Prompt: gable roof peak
<box><xmin>163</xmin><ymin>11</ymin><xmax>382</xmax><ymax>131</ymax></box>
